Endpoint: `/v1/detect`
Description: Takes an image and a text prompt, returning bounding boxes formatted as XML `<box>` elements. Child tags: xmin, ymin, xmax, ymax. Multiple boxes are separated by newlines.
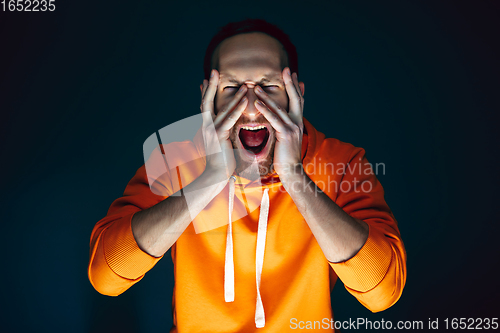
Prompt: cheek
<box><xmin>214</xmin><ymin>94</ymin><xmax>224</xmax><ymax>114</ymax></box>
<box><xmin>214</xmin><ymin>92</ymin><xmax>235</xmax><ymax>114</ymax></box>
<box><xmin>276</xmin><ymin>93</ymin><xmax>289</xmax><ymax>112</ymax></box>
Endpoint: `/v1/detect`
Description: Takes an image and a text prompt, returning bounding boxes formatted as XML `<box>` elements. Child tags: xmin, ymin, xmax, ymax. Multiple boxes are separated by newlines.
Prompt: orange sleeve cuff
<box><xmin>103</xmin><ymin>212</ymin><xmax>164</xmax><ymax>280</ymax></box>
<box><xmin>329</xmin><ymin>224</ymin><xmax>393</xmax><ymax>292</ymax></box>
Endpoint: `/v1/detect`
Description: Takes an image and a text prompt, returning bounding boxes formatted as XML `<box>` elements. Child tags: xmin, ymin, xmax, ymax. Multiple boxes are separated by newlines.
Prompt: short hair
<box><xmin>203</xmin><ymin>18</ymin><xmax>299</xmax><ymax>81</ymax></box>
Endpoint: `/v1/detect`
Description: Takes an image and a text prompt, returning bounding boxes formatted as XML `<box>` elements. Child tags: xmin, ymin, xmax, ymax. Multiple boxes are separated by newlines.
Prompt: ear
<box><xmin>299</xmin><ymin>82</ymin><xmax>305</xmax><ymax>97</ymax></box>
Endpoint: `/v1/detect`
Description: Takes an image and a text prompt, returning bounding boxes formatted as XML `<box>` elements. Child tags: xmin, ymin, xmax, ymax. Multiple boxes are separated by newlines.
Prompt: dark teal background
<box><xmin>1</xmin><ymin>1</ymin><xmax>499</xmax><ymax>332</ymax></box>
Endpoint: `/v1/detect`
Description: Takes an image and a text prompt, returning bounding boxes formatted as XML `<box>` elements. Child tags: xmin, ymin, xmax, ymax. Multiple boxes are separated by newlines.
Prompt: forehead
<box><xmin>215</xmin><ymin>32</ymin><xmax>284</xmax><ymax>83</ymax></box>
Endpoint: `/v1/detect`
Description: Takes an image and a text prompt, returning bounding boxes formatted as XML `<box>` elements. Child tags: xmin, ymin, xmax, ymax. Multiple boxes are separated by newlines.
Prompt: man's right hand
<box><xmin>200</xmin><ymin>69</ymin><xmax>248</xmax><ymax>178</ymax></box>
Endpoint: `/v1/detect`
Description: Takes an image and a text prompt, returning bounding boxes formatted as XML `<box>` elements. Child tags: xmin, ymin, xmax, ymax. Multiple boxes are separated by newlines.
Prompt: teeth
<box><xmin>241</xmin><ymin>125</ymin><xmax>266</xmax><ymax>131</ymax></box>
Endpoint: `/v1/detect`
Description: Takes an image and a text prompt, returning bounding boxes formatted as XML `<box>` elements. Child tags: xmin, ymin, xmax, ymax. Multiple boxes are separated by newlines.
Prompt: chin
<box><xmin>229</xmin><ymin>120</ymin><xmax>276</xmax><ymax>180</ymax></box>
<box><xmin>234</xmin><ymin>147</ymin><xmax>276</xmax><ymax>180</ymax></box>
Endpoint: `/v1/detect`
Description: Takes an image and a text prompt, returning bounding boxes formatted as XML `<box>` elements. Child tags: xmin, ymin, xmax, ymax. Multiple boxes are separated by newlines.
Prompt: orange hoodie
<box><xmin>88</xmin><ymin>117</ymin><xmax>406</xmax><ymax>332</ymax></box>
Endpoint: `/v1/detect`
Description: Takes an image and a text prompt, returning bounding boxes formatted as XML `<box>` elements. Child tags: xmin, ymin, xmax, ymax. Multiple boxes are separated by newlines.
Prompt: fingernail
<box><xmin>210</xmin><ymin>70</ymin><xmax>214</xmax><ymax>78</ymax></box>
<box><xmin>287</xmin><ymin>68</ymin><xmax>291</xmax><ymax>75</ymax></box>
<box><xmin>256</xmin><ymin>86</ymin><xmax>263</xmax><ymax>92</ymax></box>
<box><xmin>238</xmin><ymin>85</ymin><xmax>246</xmax><ymax>92</ymax></box>
<box><xmin>241</xmin><ymin>96</ymin><xmax>247</xmax><ymax>103</ymax></box>
<box><xmin>256</xmin><ymin>100</ymin><xmax>263</xmax><ymax>106</ymax></box>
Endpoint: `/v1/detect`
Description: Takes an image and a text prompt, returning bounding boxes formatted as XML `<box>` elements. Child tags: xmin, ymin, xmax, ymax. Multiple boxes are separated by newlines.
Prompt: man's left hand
<box><xmin>254</xmin><ymin>67</ymin><xmax>305</xmax><ymax>180</ymax></box>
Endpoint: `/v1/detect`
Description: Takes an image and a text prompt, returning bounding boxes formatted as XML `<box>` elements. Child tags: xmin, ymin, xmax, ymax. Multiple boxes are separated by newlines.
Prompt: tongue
<box><xmin>239</xmin><ymin>128</ymin><xmax>267</xmax><ymax>147</ymax></box>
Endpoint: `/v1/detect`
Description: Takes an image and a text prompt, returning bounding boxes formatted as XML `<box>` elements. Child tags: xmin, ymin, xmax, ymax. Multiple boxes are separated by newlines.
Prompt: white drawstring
<box><xmin>255</xmin><ymin>187</ymin><xmax>269</xmax><ymax>328</ymax></box>
<box><xmin>224</xmin><ymin>176</ymin><xmax>236</xmax><ymax>302</ymax></box>
<box><xmin>224</xmin><ymin>176</ymin><xmax>270</xmax><ymax>328</ymax></box>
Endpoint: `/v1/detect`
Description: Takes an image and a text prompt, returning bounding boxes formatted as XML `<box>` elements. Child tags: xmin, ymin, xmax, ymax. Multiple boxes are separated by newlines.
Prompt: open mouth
<box><xmin>238</xmin><ymin>125</ymin><xmax>270</xmax><ymax>155</ymax></box>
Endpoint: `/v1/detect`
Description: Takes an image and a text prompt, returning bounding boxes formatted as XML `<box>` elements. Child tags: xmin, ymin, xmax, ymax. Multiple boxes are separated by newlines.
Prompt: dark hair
<box><xmin>203</xmin><ymin>18</ymin><xmax>299</xmax><ymax>81</ymax></box>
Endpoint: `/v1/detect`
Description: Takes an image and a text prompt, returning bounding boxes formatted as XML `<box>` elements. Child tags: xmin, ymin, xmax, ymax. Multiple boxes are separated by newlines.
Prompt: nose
<box><xmin>242</xmin><ymin>83</ymin><xmax>260</xmax><ymax>117</ymax></box>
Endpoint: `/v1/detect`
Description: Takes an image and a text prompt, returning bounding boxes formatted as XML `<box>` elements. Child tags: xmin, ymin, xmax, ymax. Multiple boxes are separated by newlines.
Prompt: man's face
<box><xmin>213</xmin><ymin>32</ymin><xmax>290</xmax><ymax>179</ymax></box>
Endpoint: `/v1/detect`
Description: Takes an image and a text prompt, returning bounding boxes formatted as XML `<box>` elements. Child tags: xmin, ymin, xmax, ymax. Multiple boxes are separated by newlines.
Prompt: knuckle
<box><xmin>219</xmin><ymin>107</ymin><xmax>229</xmax><ymax>116</ymax></box>
<box><xmin>289</xmin><ymin>125</ymin><xmax>299</xmax><ymax>135</ymax></box>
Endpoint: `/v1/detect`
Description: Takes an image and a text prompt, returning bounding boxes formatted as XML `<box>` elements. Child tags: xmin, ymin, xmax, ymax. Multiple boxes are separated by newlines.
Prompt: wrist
<box><xmin>200</xmin><ymin>167</ymin><xmax>231</xmax><ymax>189</ymax></box>
<box><xmin>278</xmin><ymin>163</ymin><xmax>307</xmax><ymax>190</ymax></box>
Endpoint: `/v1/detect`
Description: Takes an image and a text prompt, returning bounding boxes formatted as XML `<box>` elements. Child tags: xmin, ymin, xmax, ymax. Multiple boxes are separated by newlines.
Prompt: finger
<box><xmin>253</xmin><ymin>85</ymin><xmax>295</xmax><ymax>127</ymax></box>
<box><xmin>218</xmin><ymin>96</ymin><xmax>248</xmax><ymax>134</ymax></box>
<box><xmin>199</xmin><ymin>79</ymin><xmax>209</xmax><ymax>113</ymax></box>
<box><xmin>292</xmin><ymin>72</ymin><xmax>305</xmax><ymax>110</ymax></box>
<box><xmin>201</xmin><ymin>69</ymin><xmax>219</xmax><ymax>118</ymax></box>
<box><xmin>201</xmin><ymin>101</ymin><xmax>216</xmax><ymax>141</ymax></box>
<box><xmin>283</xmin><ymin>68</ymin><xmax>304</xmax><ymax>125</ymax></box>
<box><xmin>200</xmin><ymin>79</ymin><xmax>208</xmax><ymax>99</ymax></box>
<box><xmin>213</xmin><ymin>84</ymin><xmax>248</xmax><ymax>128</ymax></box>
<box><xmin>201</xmin><ymin>109</ymin><xmax>219</xmax><ymax>156</ymax></box>
<box><xmin>200</xmin><ymin>78</ymin><xmax>218</xmax><ymax>152</ymax></box>
<box><xmin>292</xmin><ymin>72</ymin><xmax>303</xmax><ymax>100</ymax></box>
<box><xmin>254</xmin><ymin>99</ymin><xmax>288</xmax><ymax>135</ymax></box>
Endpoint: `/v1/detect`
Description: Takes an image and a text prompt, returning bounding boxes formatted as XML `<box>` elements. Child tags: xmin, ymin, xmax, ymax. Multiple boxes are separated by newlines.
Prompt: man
<box><xmin>88</xmin><ymin>18</ymin><xmax>406</xmax><ymax>332</ymax></box>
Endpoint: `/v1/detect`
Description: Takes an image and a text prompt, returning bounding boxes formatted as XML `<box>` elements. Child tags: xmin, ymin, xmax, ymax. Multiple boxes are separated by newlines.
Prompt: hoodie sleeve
<box><xmin>88</xmin><ymin>147</ymin><xmax>173</xmax><ymax>296</ymax></box>
<box><xmin>327</xmin><ymin>146</ymin><xmax>407</xmax><ymax>312</ymax></box>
